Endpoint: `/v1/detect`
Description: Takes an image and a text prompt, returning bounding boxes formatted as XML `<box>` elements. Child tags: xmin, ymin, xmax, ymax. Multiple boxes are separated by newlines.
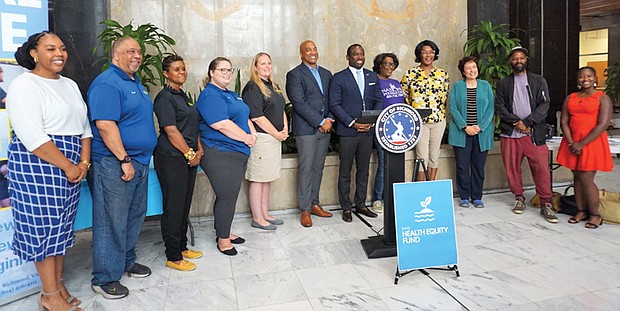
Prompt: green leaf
<box><xmin>100</xmin><ymin>20</ymin><xmax>122</xmax><ymax>28</ymax></box>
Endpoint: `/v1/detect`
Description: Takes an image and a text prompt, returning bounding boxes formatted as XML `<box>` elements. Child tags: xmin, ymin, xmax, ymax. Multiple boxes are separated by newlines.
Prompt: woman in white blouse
<box><xmin>7</xmin><ymin>31</ymin><xmax>91</xmax><ymax>311</ymax></box>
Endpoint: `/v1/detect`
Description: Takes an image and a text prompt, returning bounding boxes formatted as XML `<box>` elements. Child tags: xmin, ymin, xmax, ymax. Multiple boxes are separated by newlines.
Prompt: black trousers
<box><xmin>338</xmin><ymin>135</ymin><xmax>373</xmax><ymax>211</ymax></box>
<box><xmin>154</xmin><ymin>151</ymin><xmax>198</xmax><ymax>262</ymax></box>
<box><xmin>200</xmin><ymin>146</ymin><xmax>248</xmax><ymax>239</ymax></box>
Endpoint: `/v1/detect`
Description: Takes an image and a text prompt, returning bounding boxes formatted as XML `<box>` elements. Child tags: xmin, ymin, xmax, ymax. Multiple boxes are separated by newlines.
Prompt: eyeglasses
<box><xmin>382</xmin><ymin>62</ymin><xmax>395</xmax><ymax>68</ymax></box>
<box><xmin>421</xmin><ymin>50</ymin><xmax>435</xmax><ymax>55</ymax></box>
<box><xmin>216</xmin><ymin>68</ymin><xmax>235</xmax><ymax>75</ymax></box>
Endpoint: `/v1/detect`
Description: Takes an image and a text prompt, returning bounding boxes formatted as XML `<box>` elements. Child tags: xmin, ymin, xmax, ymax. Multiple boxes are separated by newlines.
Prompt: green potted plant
<box><xmin>604</xmin><ymin>63</ymin><xmax>620</xmax><ymax>112</ymax></box>
<box><xmin>93</xmin><ymin>19</ymin><xmax>176</xmax><ymax>91</ymax></box>
<box><xmin>463</xmin><ymin>20</ymin><xmax>522</xmax><ymax>87</ymax></box>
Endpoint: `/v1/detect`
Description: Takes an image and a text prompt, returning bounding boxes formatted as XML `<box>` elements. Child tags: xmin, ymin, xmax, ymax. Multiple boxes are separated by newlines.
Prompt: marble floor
<box><xmin>5</xmin><ymin>159</ymin><xmax>620</xmax><ymax>311</ymax></box>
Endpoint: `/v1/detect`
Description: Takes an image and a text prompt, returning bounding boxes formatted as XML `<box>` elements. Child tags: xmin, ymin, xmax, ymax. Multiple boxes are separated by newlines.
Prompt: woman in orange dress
<box><xmin>556</xmin><ymin>66</ymin><xmax>613</xmax><ymax>229</ymax></box>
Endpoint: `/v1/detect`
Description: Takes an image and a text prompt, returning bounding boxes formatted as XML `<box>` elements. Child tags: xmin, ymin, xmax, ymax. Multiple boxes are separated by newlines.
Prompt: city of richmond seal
<box><xmin>375</xmin><ymin>103</ymin><xmax>423</xmax><ymax>153</ymax></box>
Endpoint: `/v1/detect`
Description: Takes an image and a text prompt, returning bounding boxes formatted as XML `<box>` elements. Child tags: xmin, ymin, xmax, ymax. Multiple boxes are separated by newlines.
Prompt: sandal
<box><xmin>585</xmin><ymin>214</ymin><xmax>603</xmax><ymax>229</ymax></box>
<box><xmin>59</xmin><ymin>278</ymin><xmax>81</xmax><ymax>306</ymax></box>
<box><xmin>568</xmin><ymin>211</ymin><xmax>588</xmax><ymax>224</ymax></box>
<box><xmin>39</xmin><ymin>289</ymin><xmax>81</xmax><ymax>311</ymax></box>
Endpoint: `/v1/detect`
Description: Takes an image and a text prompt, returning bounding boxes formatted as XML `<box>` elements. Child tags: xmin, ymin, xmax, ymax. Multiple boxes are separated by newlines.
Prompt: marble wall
<box><xmin>109</xmin><ymin>0</ymin><xmax>473</xmax><ymax>216</ymax></box>
<box><xmin>109</xmin><ymin>0</ymin><xmax>468</xmax><ymax>97</ymax></box>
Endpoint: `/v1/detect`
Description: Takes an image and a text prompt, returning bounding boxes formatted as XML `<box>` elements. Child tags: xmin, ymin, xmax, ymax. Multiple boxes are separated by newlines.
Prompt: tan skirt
<box><xmin>245</xmin><ymin>133</ymin><xmax>282</xmax><ymax>182</ymax></box>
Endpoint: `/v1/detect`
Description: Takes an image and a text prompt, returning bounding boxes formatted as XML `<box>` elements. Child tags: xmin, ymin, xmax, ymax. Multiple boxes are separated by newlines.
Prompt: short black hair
<box><xmin>14</xmin><ymin>31</ymin><xmax>55</xmax><ymax>70</ymax></box>
<box><xmin>372</xmin><ymin>53</ymin><xmax>399</xmax><ymax>74</ymax></box>
<box><xmin>457</xmin><ymin>56</ymin><xmax>478</xmax><ymax>78</ymax></box>
<box><xmin>414</xmin><ymin>40</ymin><xmax>439</xmax><ymax>63</ymax></box>
<box><xmin>577</xmin><ymin>66</ymin><xmax>596</xmax><ymax>76</ymax></box>
<box><xmin>162</xmin><ymin>54</ymin><xmax>184</xmax><ymax>72</ymax></box>
<box><xmin>346</xmin><ymin>44</ymin><xmax>363</xmax><ymax>56</ymax></box>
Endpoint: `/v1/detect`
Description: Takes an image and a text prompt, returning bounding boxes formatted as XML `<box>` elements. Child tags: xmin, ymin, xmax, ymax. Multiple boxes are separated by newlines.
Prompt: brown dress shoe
<box><xmin>342</xmin><ymin>210</ymin><xmax>352</xmax><ymax>222</ymax></box>
<box><xmin>311</xmin><ymin>204</ymin><xmax>333</xmax><ymax>217</ymax></box>
<box><xmin>300</xmin><ymin>211</ymin><xmax>312</xmax><ymax>227</ymax></box>
<box><xmin>357</xmin><ymin>207</ymin><xmax>378</xmax><ymax>218</ymax></box>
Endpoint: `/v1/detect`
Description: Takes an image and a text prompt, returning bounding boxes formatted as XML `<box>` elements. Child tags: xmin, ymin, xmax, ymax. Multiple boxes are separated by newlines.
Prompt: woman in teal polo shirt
<box><xmin>448</xmin><ymin>56</ymin><xmax>494</xmax><ymax>208</ymax></box>
<box><xmin>196</xmin><ymin>57</ymin><xmax>257</xmax><ymax>256</ymax></box>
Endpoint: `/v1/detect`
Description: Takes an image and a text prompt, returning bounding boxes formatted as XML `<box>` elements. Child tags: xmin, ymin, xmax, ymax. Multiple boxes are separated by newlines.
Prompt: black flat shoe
<box><xmin>216</xmin><ymin>243</ymin><xmax>237</xmax><ymax>256</ymax></box>
<box><xmin>215</xmin><ymin>236</ymin><xmax>245</xmax><ymax>244</ymax></box>
<box><xmin>568</xmin><ymin>211</ymin><xmax>588</xmax><ymax>224</ymax></box>
<box><xmin>585</xmin><ymin>214</ymin><xmax>603</xmax><ymax>229</ymax></box>
<box><xmin>231</xmin><ymin>236</ymin><xmax>245</xmax><ymax>244</ymax></box>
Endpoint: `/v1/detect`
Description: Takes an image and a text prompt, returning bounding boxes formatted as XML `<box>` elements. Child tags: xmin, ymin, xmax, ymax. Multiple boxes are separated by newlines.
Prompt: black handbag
<box><xmin>559</xmin><ymin>186</ymin><xmax>579</xmax><ymax>216</ymax></box>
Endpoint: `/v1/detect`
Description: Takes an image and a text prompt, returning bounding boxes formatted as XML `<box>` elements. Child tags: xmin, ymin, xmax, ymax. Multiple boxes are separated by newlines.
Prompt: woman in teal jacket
<box><xmin>448</xmin><ymin>56</ymin><xmax>495</xmax><ymax>208</ymax></box>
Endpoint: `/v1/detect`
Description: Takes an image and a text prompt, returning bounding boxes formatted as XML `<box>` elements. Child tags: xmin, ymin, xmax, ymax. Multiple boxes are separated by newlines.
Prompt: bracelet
<box><xmin>80</xmin><ymin>160</ymin><xmax>91</xmax><ymax>170</ymax></box>
<box><xmin>183</xmin><ymin>148</ymin><xmax>196</xmax><ymax>160</ymax></box>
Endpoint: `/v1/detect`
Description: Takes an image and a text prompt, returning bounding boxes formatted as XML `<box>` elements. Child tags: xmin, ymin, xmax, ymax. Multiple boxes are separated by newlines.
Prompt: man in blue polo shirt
<box><xmin>87</xmin><ymin>37</ymin><xmax>157</xmax><ymax>299</ymax></box>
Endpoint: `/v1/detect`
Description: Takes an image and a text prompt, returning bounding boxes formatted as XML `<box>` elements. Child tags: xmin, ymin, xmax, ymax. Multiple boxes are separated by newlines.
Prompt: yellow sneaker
<box><xmin>182</xmin><ymin>249</ymin><xmax>203</xmax><ymax>259</ymax></box>
<box><xmin>166</xmin><ymin>260</ymin><xmax>196</xmax><ymax>271</ymax></box>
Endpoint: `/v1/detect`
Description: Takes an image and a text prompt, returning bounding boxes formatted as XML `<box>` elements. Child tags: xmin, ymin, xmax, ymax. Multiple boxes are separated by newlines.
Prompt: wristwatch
<box><xmin>120</xmin><ymin>156</ymin><xmax>132</xmax><ymax>163</ymax></box>
<box><xmin>80</xmin><ymin>160</ymin><xmax>91</xmax><ymax>170</ymax></box>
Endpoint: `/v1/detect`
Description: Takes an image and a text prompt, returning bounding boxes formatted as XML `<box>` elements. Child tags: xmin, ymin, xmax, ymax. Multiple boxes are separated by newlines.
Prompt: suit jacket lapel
<box><xmin>345</xmin><ymin>69</ymin><xmax>364</xmax><ymax>101</ymax></box>
<box><xmin>319</xmin><ymin>67</ymin><xmax>329</xmax><ymax>97</ymax></box>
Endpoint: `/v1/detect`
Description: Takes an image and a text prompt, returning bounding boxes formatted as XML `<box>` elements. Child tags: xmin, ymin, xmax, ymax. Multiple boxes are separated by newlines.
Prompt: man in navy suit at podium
<box><xmin>329</xmin><ymin>44</ymin><xmax>384</xmax><ymax>222</ymax></box>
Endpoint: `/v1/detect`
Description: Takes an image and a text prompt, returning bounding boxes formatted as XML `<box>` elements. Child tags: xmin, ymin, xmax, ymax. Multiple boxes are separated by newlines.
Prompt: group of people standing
<box><xmin>451</xmin><ymin>45</ymin><xmax>613</xmax><ymax>227</ymax></box>
<box><xmin>289</xmin><ymin>39</ymin><xmax>453</xmax><ymax>226</ymax></box>
<box><xmin>4</xmin><ymin>30</ymin><xmax>614</xmax><ymax>311</ymax></box>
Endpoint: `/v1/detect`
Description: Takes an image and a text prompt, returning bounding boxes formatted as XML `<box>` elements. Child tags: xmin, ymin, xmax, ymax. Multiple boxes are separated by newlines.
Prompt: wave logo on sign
<box><xmin>414</xmin><ymin>196</ymin><xmax>435</xmax><ymax>222</ymax></box>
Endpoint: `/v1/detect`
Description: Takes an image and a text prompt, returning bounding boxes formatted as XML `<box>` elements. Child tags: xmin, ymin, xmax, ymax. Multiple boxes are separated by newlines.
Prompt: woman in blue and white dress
<box><xmin>7</xmin><ymin>31</ymin><xmax>91</xmax><ymax>311</ymax></box>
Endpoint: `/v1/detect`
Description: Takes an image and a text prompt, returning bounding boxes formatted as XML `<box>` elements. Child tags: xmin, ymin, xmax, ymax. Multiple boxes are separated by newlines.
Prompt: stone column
<box><xmin>50</xmin><ymin>0</ymin><xmax>109</xmax><ymax>99</ymax></box>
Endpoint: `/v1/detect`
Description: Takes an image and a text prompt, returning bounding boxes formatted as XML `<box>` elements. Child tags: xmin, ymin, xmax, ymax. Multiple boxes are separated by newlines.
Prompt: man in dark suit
<box><xmin>285</xmin><ymin>40</ymin><xmax>334</xmax><ymax>227</ymax></box>
<box><xmin>329</xmin><ymin>44</ymin><xmax>383</xmax><ymax>222</ymax></box>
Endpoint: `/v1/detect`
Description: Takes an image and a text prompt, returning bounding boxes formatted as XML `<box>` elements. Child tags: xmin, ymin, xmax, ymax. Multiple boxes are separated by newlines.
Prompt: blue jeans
<box><xmin>373</xmin><ymin>136</ymin><xmax>385</xmax><ymax>201</ymax></box>
<box><xmin>88</xmin><ymin>157</ymin><xmax>149</xmax><ymax>286</ymax></box>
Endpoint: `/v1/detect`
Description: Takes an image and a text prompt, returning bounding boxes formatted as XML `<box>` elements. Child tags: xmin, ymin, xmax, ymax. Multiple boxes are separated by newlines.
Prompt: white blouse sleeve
<box><xmin>6</xmin><ymin>74</ymin><xmax>51</xmax><ymax>151</ymax></box>
<box><xmin>69</xmin><ymin>80</ymin><xmax>93</xmax><ymax>140</ymax></box>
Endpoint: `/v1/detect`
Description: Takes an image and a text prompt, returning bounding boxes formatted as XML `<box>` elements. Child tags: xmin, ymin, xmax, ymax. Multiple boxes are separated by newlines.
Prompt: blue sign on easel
<box><xmin>393</xmin><ymin>180</ymin><xmax>458</xmax><ymax>271</ymax></box>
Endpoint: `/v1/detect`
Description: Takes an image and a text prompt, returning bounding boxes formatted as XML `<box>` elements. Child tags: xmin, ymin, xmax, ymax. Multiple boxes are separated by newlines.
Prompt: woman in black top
<box><xmin>241</xmin><ymin>52</ymin><xmax>288</xmax><ymax>230</ymax></box>
<box><xmin>153</xmin><ymin>55</ymin><xmax>203</xmax><ymax>271</ymax></box>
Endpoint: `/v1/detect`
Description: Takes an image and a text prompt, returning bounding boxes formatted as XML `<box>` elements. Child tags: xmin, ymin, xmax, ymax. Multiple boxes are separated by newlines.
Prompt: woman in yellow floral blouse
<box><xmin>400</xmin><ymin>40</ymin><xmax>450</xmax><ymax>181</ymax></box>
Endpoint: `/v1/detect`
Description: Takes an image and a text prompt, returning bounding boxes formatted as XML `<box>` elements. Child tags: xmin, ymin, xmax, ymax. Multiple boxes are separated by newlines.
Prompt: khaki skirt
<box><xmin>245</xmin><ymin>133</ymin><xmax>282</xmax><ymax>182</ymax></box>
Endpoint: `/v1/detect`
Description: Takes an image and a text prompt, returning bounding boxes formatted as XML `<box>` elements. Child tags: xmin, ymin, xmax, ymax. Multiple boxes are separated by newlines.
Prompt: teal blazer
<box><xmin>448</xmin><ymin>79</ymin><xmax>495</xmax><ymax>151</ymax></box>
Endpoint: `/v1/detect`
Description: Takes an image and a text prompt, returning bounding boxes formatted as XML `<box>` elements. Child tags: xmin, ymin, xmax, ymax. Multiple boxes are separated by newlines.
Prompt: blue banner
<box><xmin>0</xmin><ymin>0</ymin><xmax>48</xmax><ymax>61</ymax></box>
<box><xmin>393</xmin><ymin>180</ymin><xmax>458</xmax><ymax>271</ymax></box>
<box><xmin>0</xmin><ymin>109</ymin><xmax>8</xmax><ymax>160</ymax></box>
<box><xmin>0</xmin><ymin>206</ymin><xmax>42</xmax><ymax>306</ymax></box>
<box><xmin>73</xmin><ymin>159</ymin><xmax>164</xmax><ymax>230</ymax></box>
<box><xmin>0</xmin><ymin>2</ymin><xmax>49</xmax><ymax>305</ymax></box>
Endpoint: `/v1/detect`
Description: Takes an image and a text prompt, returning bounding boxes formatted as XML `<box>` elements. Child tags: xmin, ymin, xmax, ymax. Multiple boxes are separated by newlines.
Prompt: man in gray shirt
<box><xmin>495</xmin><ymin>46</ymin><xmax>557</xmax><ymax>223</ymax></box>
